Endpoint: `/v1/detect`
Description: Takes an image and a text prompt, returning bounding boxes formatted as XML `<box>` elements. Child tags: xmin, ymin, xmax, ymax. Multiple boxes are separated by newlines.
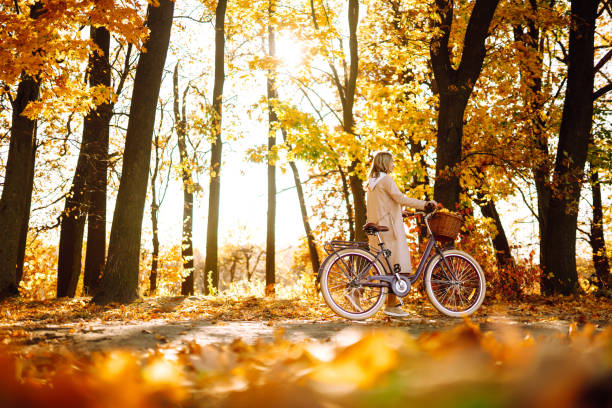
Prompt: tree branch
<box><xmin>594</xmin><ymin>49</ymin><xmax>612</xmax><ymax>74</ymax></box>
<box><xmin>114</xmin><ymin>43</ymin><xmax>133</xmax><ymax>101</ymax></box>
<box><xmin>593</xmin><ymin>82</ymin><xmax>612</xmax><ymax>101</ymax></box>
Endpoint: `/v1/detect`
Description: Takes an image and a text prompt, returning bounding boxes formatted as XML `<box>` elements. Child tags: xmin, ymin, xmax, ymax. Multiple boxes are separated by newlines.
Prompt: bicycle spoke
<box><xmin>323</xmin><ymin>250</ymin><xmax>386</xmax><ymax>318</ymax></box>
<box><xmin>425</xmin><ymin>252</ymin><xmax>485</xmax><ymax>316</ymax></box>
<box><xmin>333</xmin><ymin>255</ymin><xmax>355</xmax><ymax>279</ymax></box>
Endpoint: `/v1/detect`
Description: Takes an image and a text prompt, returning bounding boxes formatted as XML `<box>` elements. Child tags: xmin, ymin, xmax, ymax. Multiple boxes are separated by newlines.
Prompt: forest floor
<box><xmin>1</xmin><ymin>294</ymin><xmax>610</xmax><ymax>353</ymax></box>
<box><xmin>1</xmin><ymin>294</ymin><xmax>612</xmax><ymax>407</ymax></box>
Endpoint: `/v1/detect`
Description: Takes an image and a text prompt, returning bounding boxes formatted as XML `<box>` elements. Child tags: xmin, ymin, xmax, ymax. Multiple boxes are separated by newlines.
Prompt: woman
<box><xmin>364</xmin><ymin>151</ymin><xmax>436</xmax><ymax>317</ymax></box>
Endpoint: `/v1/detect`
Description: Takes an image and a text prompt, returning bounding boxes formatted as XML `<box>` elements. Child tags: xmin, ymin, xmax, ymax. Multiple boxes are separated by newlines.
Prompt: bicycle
<box><xmin>319</xmin><ymin>208</ymin><xmax>486</xmax><ymax>320</ymax></box>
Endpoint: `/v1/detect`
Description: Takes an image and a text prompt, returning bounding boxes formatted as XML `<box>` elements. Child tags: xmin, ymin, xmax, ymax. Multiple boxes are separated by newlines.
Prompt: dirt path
<box><xmin>10</xmin><ymin>314</ymin><xmax>585</xmax><ymax>354</ymax></box>
<box><xmin>3</xmin><ymin>295</ymin><xmax>610</xmax><ymax>354</ymax></box>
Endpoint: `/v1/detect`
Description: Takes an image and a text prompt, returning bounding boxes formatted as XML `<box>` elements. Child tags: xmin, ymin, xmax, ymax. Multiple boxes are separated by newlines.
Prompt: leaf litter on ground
<box><xmin>0</xmin><ymin>294</ymin><xmax>611</xmax><ymax>407</ymax></box>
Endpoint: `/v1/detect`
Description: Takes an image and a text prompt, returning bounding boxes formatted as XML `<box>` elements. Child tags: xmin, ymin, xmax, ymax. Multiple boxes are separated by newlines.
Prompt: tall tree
<box><xmin>149</xmin><ymin>132</ymin><xmax>161</xmax><ymax>294</ymax></box>
<box><xmin>308</xmin><ymin>0</ymin><xmax>365</xmax><ymax>241</ymax></box>
<box><xmin>0</xmin><ymin>2</ymin><xmax>43</xmax><ymax>299</ymax></box>
<box><xmin>57</xmin><ymin>21</ymin><xmax>130</xmax><ymax>297</ymax></box>
<box><xmin>281</xmin><ymin>128</ymin><xmax>321</xmax><ymax>276</ymax></box>
<box><xmin>429</xmin><ymin>0</ymin><xmax>500</xmax><ymax>209</ymax></box>
<box><xmin>265</xmin><ymin>0</ymin><xmax>278</xmax><ymax>296</ymax></box>
<box><xmin>93</xmin><ymin>0</ymin><xmax>175</xmax><ymax>304</ymax></box>
<box><xmin>15</xmin><ymin>137</ymin><xmax>36</xmax><ymax>286</ymax></box>
<box><xmin>203</xmin><ymin>0</ymin><xmax>228</xmax><ymax>295</ymax></box>
<box><xmin>475</xmin><ymin>196</ymin><xmax>515</xmax><ymax>268</ymax></box>
<box><xmin>173</xmin><ymin>64</ymin><xmax>195</xmax><ymax>296</ymax></box>
<box><xmin>541</xmin><ymin>0</ymin><xmax>599</xmax><ymax>295</ymax></box>
<box><xmin>344</xmin><ymin>0</ymin><xmax>366</xmax><ymax>242</ymax></box>
<box><xmin>57</xmin><ymin>26</ymin><xmax>112</xmax><ymax>297</ymax></box>
<box><xmin>589</xmin><ymin>167</ymin><xmax>610</xmax><ymax>290</ymax></box>
<box><xmin>512</xmin><ymin>0</ymin><xmax>552</xmax><ymax>274</ymax></box>
<box><xmin>83</xmin><ymin>25</ymin><xmax>114</xmax><ymax>295</ymax></box>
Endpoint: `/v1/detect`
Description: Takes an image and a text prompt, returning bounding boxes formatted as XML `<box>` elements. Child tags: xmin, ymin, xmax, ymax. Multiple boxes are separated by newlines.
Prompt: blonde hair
<box><xmin>369</xmin><ymin>152</ymin><xmax>393</xmax><ymax>179</ymax></box>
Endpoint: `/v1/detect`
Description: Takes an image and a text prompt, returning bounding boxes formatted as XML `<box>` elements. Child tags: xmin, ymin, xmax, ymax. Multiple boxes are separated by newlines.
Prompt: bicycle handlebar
<box><xmin>402</xmin><ymin>207</ymin><xmax>437</xmax><ymax>218</ymax></box>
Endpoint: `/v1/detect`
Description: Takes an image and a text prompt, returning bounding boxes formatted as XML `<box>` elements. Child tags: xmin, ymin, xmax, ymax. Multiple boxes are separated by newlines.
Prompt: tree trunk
<box><xmin>344</xmin><ymin>0</ymin><xmax>367</xmax><ymax>241</ymax></box>
<box><xmin>281</xmin><ymin>126</ymin><xmax>320</xmax><ymax>276</ymax></box>
<box><xmin>174</xmin><ymin>64</ymin><xmax>195</xmax><ymax>296</ymax></box>
<box><xmin>150</xmin><ymin>203</ymin><xmax>159</xmax><ymax>294</ymax></box>
<box><xmin>0</xmin><ymin>77</ymin><xmax>39</xmax><ymax>299</ymax></box>
<box><xmin>265</xmin><ymin>1</ymin><xmax>277</xmax><ymax>297</ymax></box>
<box><xmin>0</xmin><ymin>2</ymin><xmax>43</xmax><ymax>299</ymax></box>
<box><xmin>229</xmin><ymin>258</ymin><xmax>237</xmax><ymax>283</ymax></box>
<box><xmin>338</xmin><ymin>166</ymin><xmax>355</xmax><ymax>241</ymax></box>
<box><xmin>203</xmin><ymin>0</ymin><xmax>227</xmax><ymax>295</ymax></box>
<box><xmin>434</xmin><ymin>95</ymin><xmax>468</xmax><ymax>209</ymax></box>
<box><xmin>429</xmin><ymin>0</ymin><xmax>500</xmax><ymax>210</ymax></box>
<box><xmin>149</xmin><ymin>132</ymin><xmax>161</xmax><ymax>295</ymax></box>
<box><xmin>57</xmin><ymin>176</ymin><xmax>87</xmax><ymax>298</ymax></box>
<box><xmin>349</xmin><ymin>165</ymin><xmax>367</xmax><ymax>241</ymax></box>
<box><xmin>513</xmin><ymin>0</ymin><xmax>551</xmax><ymax>273</ymax></box>
<box><xmin>15</xmin><ymin>135</ymin><xmax>36</xmax><ymax>287</ymax></box>
<box><xmin>58</xmin><ymin>19</ymin><xmax>112</xmax><ymax>299</ymax></box>
<box><xmin>180</xmin><ymin>182</ymin><xmax>194</xmax><ymax>295</ymax></box>
<box><xmin>475</xmin><ymin>196</ymin><xmax>514</xmax><ymax>268</ymax></box>
<box><xmin>541</xmin><ymin>0</ymin><xmax>597</xmax><ymax>295</ymax></box>
<box><xmin>93</xmin><ymin>0</ymin><xmax>174</xmax><ymax>304</ymax></box>
<box><xmin>245</xmin><ymin>253</ymin><xmax>252</xmax><ymax>281</ymax></box>
<box><xmin>83</xmin><ymin>25</ymin><xmax>112</xmax><ymax>295</ymax></box>
<box><xmin>589</xmin><ymin>169</ymin><xmax>610</xmax><ymax>290</ymax></box>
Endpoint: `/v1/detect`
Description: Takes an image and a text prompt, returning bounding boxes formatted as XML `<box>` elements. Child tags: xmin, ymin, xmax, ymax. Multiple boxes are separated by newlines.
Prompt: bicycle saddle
<box><xmin>363</xmin><ymin>223</ymin><xmax>389</xmax><ymax>234</ymax></box>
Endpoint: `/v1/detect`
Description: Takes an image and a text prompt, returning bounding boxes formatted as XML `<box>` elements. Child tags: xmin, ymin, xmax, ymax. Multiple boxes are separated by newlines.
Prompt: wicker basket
<box><xmin>428</xmin><ymin>212</ymin><xmax>463</xmax><ymax>242</ymax></box>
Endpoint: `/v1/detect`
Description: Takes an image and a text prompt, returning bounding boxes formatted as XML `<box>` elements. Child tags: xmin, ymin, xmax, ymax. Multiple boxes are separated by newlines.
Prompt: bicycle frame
<box><xmin>353</xmin><ymin>211</ymin><xmax>454</xmax><ymax>291</ymax></box>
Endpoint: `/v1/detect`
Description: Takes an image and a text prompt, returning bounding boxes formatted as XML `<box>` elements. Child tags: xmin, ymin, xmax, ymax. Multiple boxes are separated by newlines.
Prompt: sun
<box><xmin>275</xmin><ymin>35</ymin><xmax>305</xmax><ymax>71</ymax></box>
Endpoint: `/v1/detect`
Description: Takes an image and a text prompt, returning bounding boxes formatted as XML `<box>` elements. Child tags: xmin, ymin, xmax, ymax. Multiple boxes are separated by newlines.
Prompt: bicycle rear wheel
<box><xmin>424</xmin><ymin>249</ymin><xmax>486</xmax><ymax>317</ymax></box>
<box><xmin>320</xmin><ymin>248</ymin><xmax>386</xmax><ymax>320</ymax></box>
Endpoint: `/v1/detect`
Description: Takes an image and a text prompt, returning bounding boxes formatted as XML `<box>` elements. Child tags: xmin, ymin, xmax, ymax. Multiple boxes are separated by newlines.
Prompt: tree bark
<box><xmin>15</xmin><ymin>132</ymin><xmax>36</xmax><ymax>287</ymax></box>
<box><xmin>173</xmin><ymin>64</ymin><xmax>195</xmax><ymax>296</ymax></box>
<box><xmin>0</xmin><ymin>2</ymin><xmax>42</xmax><ymax>299</ymax></box>
<box><xmin>83</xmin><ymin>25</ymin><xmax>112</xmax><ymax>295</ymax></box>
<box><xmin>93</xmin><ymin>0</ymin><xmax>174</xmax><ymax>304</ymax></box>
<box><xmin>513</xmin><ymin>0</ymin><xmax>551</xmax><ymax>274</ymax></box>
<box><xmin>0</xmin><ymin>77</ymin><xmax>39</xmax><ymax>299</ymax></box>
<box><xmin>541</xmin><ymin>0</ymin><xmax>598</xmax><ymax>295</ymax></box>
<box><xmin>475</xmin><ymin>195</ymin><xmax>514</xmax><ymax>269</ymax></box>
<box><xmin>0</xmin><ymin>75</ymin><xmax>39</xmax><ymax>299</ymax></box>
<box><xmin>203</xmin><ymin>0</ymin><xmax>227</xmax><ymax>295</ymax></box>
<box><xmin>149</xmin><ymin>133</ymin><xmax>161</xmax><ymax>295</ymax></box>
<box><xmin>281</xmin><ymin>125</ymin><xmax>320</xmax><ymax>276</ymax></box>
<box><xmin>57</xmin><ymin>174</ymin><xmax>87</xmax><ymax>298</ymax></box>
<box><xmin>265</xmin><ymin>1</ymin><xmax>278</xmax><ymax>297</ymax></box>
<box><xmin>344</xmin><ymin>0</ymin><xmax>366</xmax><ymax>241</ymax></box>
<box><xmin>589</xmin><ymin>168</ymin><xmax>610</xmax><ymax>290</ymax></box>
<box><xmin>429</xmin><ymin>0</ymin><xmax>500</xmax><ymax>209</ymax></box>
<box><xmin>338</xmin><ymin>166</ymin><xmax>355</xmax><ymax>241</ymax></box>
<box><xmin>58</xmin><ymin>25</ymin><xmax>112</xmax><ymax>298</ymax></box>
<box><xmin>150</xmin><ymin>202</ymin><xmax>160</xmax><ymax>294</ymax></box>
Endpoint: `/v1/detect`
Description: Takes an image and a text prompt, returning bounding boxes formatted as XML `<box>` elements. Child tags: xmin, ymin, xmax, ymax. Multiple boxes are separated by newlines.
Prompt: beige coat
<box><xmin>366</xmin><ymin>174</ymin><xmax>426</xmax><ymax>274</ymax></box>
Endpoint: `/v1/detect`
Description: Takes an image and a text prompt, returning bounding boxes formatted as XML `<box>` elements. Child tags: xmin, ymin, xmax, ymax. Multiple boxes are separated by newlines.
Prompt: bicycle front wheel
<box><xmin>320</xmin><ymin>248</ymin><xmax>387</xmax><ymax>320</ymax></box>
<box><xmin>424</xmin><ymin>249</ymin><xmax>486</xmax><ymax>317</ymax></box>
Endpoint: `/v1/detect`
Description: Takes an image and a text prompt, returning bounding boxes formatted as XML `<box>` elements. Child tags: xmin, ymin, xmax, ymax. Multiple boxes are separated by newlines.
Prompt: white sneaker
<box><xmin>345</xmin><ymin>289</ymin><xmax>363</xmax><ymax>312</ymax></box>
<box><xmin>383</xmin><ymin>305</ymin><xmax>410</xmax><ymax>317</ymax></box>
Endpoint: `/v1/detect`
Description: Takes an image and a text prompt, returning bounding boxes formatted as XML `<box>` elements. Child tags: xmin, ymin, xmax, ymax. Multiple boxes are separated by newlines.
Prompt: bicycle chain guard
<box><xmin>391</xmin><ymin>275</ymin><xmax>411</xmax><ymax>297</ymax></box>
<box><xmin>366</xmin><ymin>275</ymin><xmax>412</xmax><ymax>297</ymax></box>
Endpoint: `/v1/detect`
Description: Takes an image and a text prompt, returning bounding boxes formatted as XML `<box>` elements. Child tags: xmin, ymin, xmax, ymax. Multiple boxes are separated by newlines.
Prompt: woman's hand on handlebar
<box><xmin>424</xmin><ymin>200</ymin><xmax>442</xmax><ymax>213</ymax></box>
<box><xmin>402</xmin><ymin>209</ymin><xmax>416</xmax><ymax>218</ymax></box>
